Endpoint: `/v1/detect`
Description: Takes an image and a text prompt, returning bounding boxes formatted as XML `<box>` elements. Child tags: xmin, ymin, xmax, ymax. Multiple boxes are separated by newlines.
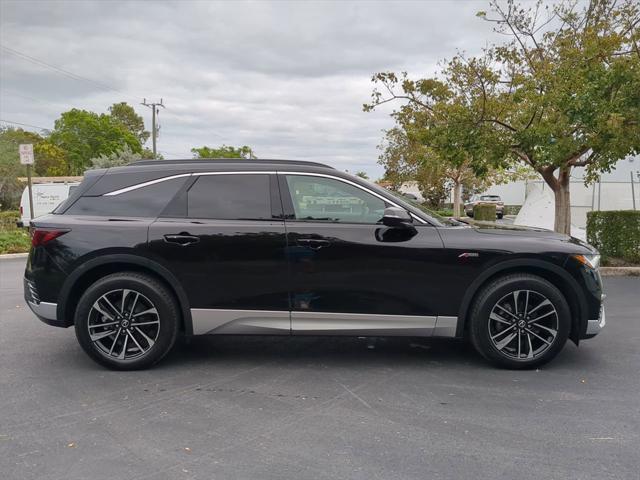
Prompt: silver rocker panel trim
<box><xmin>190</xmin><ymin>309</ymin><xmax>458</xmax><ymax>337</ymax></box>
<box><xmin>190</xmin><ymin>309</ymin><xmax>290</xmax><ymax>335</ymax></box>
<box><xmin>292</xmin><ymin>311</ymin><xmax>437</xmax><ymax>336</ymax></box>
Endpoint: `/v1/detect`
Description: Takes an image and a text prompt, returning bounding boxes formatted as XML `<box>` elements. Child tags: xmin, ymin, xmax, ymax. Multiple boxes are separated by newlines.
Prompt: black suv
<box><xmin>24</xmin><ymin>159</ymin><xmax>605</xmax><ymax>370</ymax></box>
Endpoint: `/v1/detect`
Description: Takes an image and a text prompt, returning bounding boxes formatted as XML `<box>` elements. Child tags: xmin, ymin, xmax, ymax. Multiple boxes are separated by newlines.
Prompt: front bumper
<box><xmin>585</xmin><ymin>306</ymin><xmax>606</xmax><ymax>337</ymax></box>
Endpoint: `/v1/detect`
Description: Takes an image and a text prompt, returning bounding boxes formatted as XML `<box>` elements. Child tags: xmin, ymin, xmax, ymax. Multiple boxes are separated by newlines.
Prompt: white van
<box><xmin>18</xmin><ymin>182</ymin><xmax>80</xmax><ymax>227</ymax></box>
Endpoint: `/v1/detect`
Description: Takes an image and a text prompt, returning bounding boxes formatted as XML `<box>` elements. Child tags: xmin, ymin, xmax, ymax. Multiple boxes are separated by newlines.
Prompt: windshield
<box><xmin>480</xmin><ymin>195</ymin><xmax>500</xmax><ymax>201</ymax></box>
<box><xmin>385</xmin><ymin>189</ymin><xmax>458</xmax><ymax>226</ymax></box>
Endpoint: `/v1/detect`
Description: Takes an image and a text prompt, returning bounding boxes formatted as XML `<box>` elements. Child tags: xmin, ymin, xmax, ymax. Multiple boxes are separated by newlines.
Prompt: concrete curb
<box><xmin>0</xmin><ymin>253</ymin><xmax>28</xmax><ymax>261</ymax></box>
<box><xmin>600</xmin><ymin>267</ymin><xmax>640</xmax><ymax>277</ymax></box>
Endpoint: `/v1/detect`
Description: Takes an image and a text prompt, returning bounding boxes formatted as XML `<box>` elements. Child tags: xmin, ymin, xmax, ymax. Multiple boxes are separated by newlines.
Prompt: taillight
<box><xmin>31</xmin><ymin>228</ymin><xmax>70</xmax><ymax>247</ymax></box>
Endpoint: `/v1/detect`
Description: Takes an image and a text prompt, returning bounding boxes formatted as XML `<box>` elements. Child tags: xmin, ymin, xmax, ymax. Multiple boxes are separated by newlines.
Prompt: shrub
<box><xmin>0</xmin><ymin>210</ymin><xmax>20</xmax><ymax>230</ymax></box>
<box><xmin>473</xmin><ymin>203</ymin><xmax>496</xmax><ymax>221</ymax></box>
<box><xmin>504</xmin><ymin>205</ymin><xmax>522</xmax><ymax>216</ymax></box>
<box><xmin>434</xmin><ymin>209</ymin><xmax>454</xmax><ymax>217</ymax></box>
<box><xmin>586</xmin><ymin>210</ymin><xmax>640</xmax><ymax>264</ymax></box>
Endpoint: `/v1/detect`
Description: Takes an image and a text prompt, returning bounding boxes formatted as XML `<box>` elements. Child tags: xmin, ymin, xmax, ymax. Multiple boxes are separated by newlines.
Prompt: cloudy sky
<box><xmin>1</xmin><ymin>0</ymin><xmax>506</xmax><ymax>178</ymax></box>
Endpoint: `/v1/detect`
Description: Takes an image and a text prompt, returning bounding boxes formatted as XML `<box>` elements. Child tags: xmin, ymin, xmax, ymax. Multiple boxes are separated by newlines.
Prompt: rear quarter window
<box><xmin>65</xmin><ymin>177</ymin><xmax>188</xmax><ymax>218</ymax></box>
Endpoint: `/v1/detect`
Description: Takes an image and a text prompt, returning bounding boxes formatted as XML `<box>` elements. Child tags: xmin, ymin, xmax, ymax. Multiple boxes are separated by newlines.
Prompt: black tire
<box><xmin>469</xmin><ymin>274</ymin><xmax>570</xmax><ymax>369</ymax></box>
<box><xmin>74</xmin><ymin>272</ymin><xmax>179</xmax><ymax>370</ymax></box>
<box><xmin>497</xmin><ymin>213</ymin><xmax>504</xmax><ymax>219</ymax></box>
<box><xmin>467</xmin><ymin>211</ymin><xmax>474</xmax><ymax>218</ymax></box>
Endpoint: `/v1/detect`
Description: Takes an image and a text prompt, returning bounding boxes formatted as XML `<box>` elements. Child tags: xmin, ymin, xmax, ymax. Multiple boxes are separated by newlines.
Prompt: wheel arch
<box><xmin>57</xmin><ymin>254</ymin><xmax>193</xmax><ymax>334</ymax></box>
<box><xmin>457</xmin><ymin>259</ymin><xmax>587</xmax><ymax>344</ymax></box>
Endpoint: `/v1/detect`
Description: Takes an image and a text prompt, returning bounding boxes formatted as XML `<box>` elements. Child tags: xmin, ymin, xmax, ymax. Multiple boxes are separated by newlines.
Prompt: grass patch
<box><xmin>0</xmin><ymin>228</ymin><xmax>30</xmax><ymax>254</ymax></box>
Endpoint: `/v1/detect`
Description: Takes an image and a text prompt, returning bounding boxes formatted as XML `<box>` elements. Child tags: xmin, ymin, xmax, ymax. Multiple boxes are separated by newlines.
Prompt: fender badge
<box><xmin>458</xmin><ymin>252</ymin><xmax>480</xmax><ymax>258</ymax></box>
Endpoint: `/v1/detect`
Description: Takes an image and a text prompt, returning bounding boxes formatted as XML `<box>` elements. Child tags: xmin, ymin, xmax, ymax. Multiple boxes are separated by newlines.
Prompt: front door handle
<box><xmin>164</xmin><ymin>234</ymin><xmax>200</xmax><ymax>246</ymax></box>
<box><xmin>296</xmin><ymin>238</ymin><xmax>330</xmax><ymax>250</ymax></box>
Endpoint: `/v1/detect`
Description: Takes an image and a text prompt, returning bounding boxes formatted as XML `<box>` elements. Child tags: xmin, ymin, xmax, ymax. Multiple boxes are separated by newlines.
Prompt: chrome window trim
<box><xmin>103</xmin><ymin>173</ymin><xmax>193</xmax><ymax>196</ymax></box>
<box><xmin>101</xmin><ymin>170</ymin><xmax>427</xmax><ymax>224</ymax></box>
<box><xmin>278</xmin><ymin>171</ymin><xmax>428</xmax><ymax>224</ymax></box>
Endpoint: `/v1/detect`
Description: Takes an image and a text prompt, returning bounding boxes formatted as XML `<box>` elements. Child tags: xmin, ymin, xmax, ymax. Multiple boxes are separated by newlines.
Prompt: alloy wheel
<box><xmin>487</xmin><ymin>290</ymin><xmax>559</xmax><ymax>360</ymax></box>
<box><xmin>87</xmin><ymin>289</ymin><xmax>160</xmax><ymax>361</ymax></box>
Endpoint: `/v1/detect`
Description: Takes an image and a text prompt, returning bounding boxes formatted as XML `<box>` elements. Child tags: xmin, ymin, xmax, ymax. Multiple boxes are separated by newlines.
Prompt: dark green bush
<box><xmin>586</xmin><ymin>210</ymin><xmax>640</xmax><ymax>263</ymax></box>
<box><xmin>0</xmin><ymin>210</ymin><xmax>20</xmax><ymax>230</ymax></box>
<box><xmin>434</xmin><ymin>209</ymin><xmax>454</xmax><ymax>217</ymax></box>
<box><xmin>473</xmin><ymin>203</ymin><xmax>496</xmax><ymax>221</ymax></box>
<box><xmin>504</xmin><ymin>205</ymin><xmax>522</xmax><ymax>216</ymax></box>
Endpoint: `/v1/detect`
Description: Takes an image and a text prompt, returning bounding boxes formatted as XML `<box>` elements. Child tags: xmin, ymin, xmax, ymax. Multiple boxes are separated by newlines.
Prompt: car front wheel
<box><xmin>74</xmin><ymin>272</ymin><xmax>179</xmax><ymax>370</ymax></box>
<box><xmin>469</xmin><ymin>274</ymin><xmax>570</xmax><ymax>369</ymax></box>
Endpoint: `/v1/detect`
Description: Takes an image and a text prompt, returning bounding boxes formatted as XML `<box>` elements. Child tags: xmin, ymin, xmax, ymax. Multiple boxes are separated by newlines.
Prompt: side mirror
<box><xmin>382</xmin><ymin>207</ymin><xmax>413</xmax><ymax>228</ymax></box>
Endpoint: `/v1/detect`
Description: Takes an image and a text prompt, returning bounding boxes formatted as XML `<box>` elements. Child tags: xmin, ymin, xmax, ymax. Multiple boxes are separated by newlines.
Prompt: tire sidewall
<box><xmin>470</xmin><ymin>276</ymin><xmax>570</xmax><ymax>369</ymax></box>
<box><xmin>74</xmin><ymin>273</ymin><xmax>178</xmax><ymax>370</ymax></box>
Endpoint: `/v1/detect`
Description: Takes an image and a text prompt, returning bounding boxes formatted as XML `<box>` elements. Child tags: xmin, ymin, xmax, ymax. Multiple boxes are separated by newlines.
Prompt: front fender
<box><xmin>456</xmin><ymin>258</ymin><xmax>588</xmax><ymax>343</ymax></box>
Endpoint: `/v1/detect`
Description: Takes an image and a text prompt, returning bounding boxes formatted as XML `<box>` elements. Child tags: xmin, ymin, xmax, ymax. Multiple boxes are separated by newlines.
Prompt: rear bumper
<box><xmin>25</xmin><ymin>299</ymin><xmax>66</xmax><ymax>327</ymax></box>
<box><xmin>24</xmin><ymin>277</ymin><xmax>66</xmax><ymax>328</ymax></box>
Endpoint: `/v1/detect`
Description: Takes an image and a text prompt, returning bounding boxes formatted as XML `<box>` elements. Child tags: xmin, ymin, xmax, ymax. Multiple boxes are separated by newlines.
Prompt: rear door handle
<box><xmin>164</xmin><ymin>234</ymin><xmax>200</xmax><ymax>246</ymax></box>
<box><xmin>296</xmin><ymin>238</ymin><xmax>330</xmax><ymax>250</ymax></box>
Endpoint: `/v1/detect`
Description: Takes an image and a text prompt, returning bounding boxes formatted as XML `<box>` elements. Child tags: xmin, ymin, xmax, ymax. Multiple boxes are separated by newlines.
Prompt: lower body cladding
<box><xmin>189</xmin><ymin>309</ymin><xmax>458</xmax><ymax>337</ymax></box>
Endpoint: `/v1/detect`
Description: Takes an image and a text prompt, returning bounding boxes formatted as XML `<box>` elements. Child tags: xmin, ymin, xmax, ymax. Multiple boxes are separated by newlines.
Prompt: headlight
<box><xmin>574</xmin><ymin>254</ymin><xmax>601</xmax><ymax>270</ymax></box>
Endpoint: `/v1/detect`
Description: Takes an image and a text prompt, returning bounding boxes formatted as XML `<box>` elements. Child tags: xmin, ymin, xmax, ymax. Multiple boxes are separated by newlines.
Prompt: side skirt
<box><xmin>190</xmin><ymin>309</ymin><xmax>458</xmax><ymax>338</ymax></box>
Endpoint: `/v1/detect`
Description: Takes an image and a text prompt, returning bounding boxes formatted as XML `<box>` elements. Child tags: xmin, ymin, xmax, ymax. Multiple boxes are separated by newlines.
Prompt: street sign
<box><xmin>19</xmin><ymin>144</ymin><xmax>35</xmax><ymax>220</ymax></box>
<box><xmin>19</xmin><ymin>144</ymin><xmax>34</xmax><ymax>165</ymax></box>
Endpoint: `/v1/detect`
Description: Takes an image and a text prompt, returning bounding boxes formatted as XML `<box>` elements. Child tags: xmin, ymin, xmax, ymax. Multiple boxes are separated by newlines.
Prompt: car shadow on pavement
<box><xmin>158</xmin><ymin>335</ymin><xmax>487</xmax><ymax>370</ymax></box>
<box><xmin>153</xmin><ymin>334</ymin><xmax>604</xmax><ymax>372</ymax></box>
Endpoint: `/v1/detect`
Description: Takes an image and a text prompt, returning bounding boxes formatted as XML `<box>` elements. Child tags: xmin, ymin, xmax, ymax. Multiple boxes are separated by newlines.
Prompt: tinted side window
<box><xmin>65</xmin><ymin>177</ymin><xmax>187</xmax><ymax>217</ymax></box>
<box><xmin>285</xmin><ymin>175</ymin><xmax>386</xmax><ymax>224</ymax></box>
<box><xmin>187</xmin><ymin>174</ymin><xmax>271</xmax><ymax>220</ymax></box>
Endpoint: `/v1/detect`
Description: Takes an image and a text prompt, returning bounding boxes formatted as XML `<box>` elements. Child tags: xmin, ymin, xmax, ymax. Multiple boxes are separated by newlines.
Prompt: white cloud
<box><xmin>0</xmin><ymin>0</ymin><xmax>503</xmax><ymax>178</ymax></box>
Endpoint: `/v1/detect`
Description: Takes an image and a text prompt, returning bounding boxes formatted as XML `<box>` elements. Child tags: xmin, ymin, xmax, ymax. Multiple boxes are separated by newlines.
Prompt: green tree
<box><xmin>355</xmin><ymin>171</ymin><xmax>370</xmax><ymax>180</ymax></box>
<box><xmin>378</xmin><ymin>126</ymin><xmax>494</xmax><ymax>212</ymax></box>
<box><xmin>89</xmin><ymin>144</ymin><xmax>142</xmax><ymax>169</ymax></box>
<box><xmin>366</xmin><ymin>0</ymin><xmax>640</xmax><ymax>234</ymax></box>
<box><xmin>191</xmin><ymin>145</ymin><xmax>256</xmax><ymax>159</ymax></box>
<box><xmin>49</xmin><ymin>109</ymin><xmax>142</xmax><ymax>174</ymax></box>
<box><xmin>109</xmin><ymin>102</ymin><xmax>150</xmax><ymax>144</ymax></box>
<box><xmin>34</xmin><ymin>141</ymin><xmax>68</xmax><ymax>176</ymax></box>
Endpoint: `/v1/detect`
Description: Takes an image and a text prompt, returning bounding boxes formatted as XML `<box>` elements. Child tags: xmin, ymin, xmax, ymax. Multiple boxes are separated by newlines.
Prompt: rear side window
<box><xmin>187</xmin><ymin>174</ymin><xmax>271</xmax><ymax>220</ymax></box>
<box><xmin>65</xmin><ymin>177</ymin><xmax>187</xmax><ymax>217</ymax></box>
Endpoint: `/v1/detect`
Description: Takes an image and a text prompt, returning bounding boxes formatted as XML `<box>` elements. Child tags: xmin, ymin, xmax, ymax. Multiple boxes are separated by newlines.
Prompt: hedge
<box><xmin>473</xmin><ymin>203</ymin><xmax>496</xmax><ymax>221</ymax></box>
<box><xmin>0</xmin><ymin>210</ymin><xmax>20</xmax><ymax>230</ymax></box>
<box><xmin>586</xmin><ymin>210</ymin><xmax>640</xmax><ymax>263</ymax></box>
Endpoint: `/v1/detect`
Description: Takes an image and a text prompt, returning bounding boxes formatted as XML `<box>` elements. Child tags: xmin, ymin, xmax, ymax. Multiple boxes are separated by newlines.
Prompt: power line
<box><xmin>0</xmin><ymin>44</ymin><xmax>125</xmax><ymax>95</ymax></box>
<box><xmin>0</xmin><ymin>45</ymin><xmax>118</xmax><ymax>94</ymax></box>
<box><xmin>0</xmin><ymin>89</ymin><xmax>61</xmax><ymax>108</ymax></box>
<box><xmin>0</xmin><ymin>118</ymin><xmax>49</xmax><ymax>131</ymax></box>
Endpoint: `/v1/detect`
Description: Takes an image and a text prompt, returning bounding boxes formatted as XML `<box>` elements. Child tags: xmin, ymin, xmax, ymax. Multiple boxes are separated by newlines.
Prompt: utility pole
<box><xmin>141</xmin><ymin>98</ymin><xmax>165</xmax><ymax>157</ymax></box>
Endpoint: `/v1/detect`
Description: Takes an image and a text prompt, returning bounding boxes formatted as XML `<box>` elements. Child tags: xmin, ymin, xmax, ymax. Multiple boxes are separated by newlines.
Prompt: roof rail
<box><xmin>128</xmin><ymin>158</ymin><xmax>334</xmax><ymax>169</ymax></box>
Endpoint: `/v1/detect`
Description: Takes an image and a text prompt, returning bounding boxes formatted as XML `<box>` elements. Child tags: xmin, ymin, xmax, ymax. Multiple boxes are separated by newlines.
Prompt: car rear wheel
<box><xmin>74</xmin><ymin>272</ymin><xmax>179</xmax><ymax>370</ymax></box>
<box><xmin>469</xmin><ymin>274</ymin><xmax>570</xmax><ymax>369</ymax></box>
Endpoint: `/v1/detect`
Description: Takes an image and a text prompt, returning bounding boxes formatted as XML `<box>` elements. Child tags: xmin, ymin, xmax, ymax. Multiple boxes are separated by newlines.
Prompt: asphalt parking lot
<box><xmin>1</xmin><ymin>257</ymin><xmax>639</xmax><ymax>480</ymax></box>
